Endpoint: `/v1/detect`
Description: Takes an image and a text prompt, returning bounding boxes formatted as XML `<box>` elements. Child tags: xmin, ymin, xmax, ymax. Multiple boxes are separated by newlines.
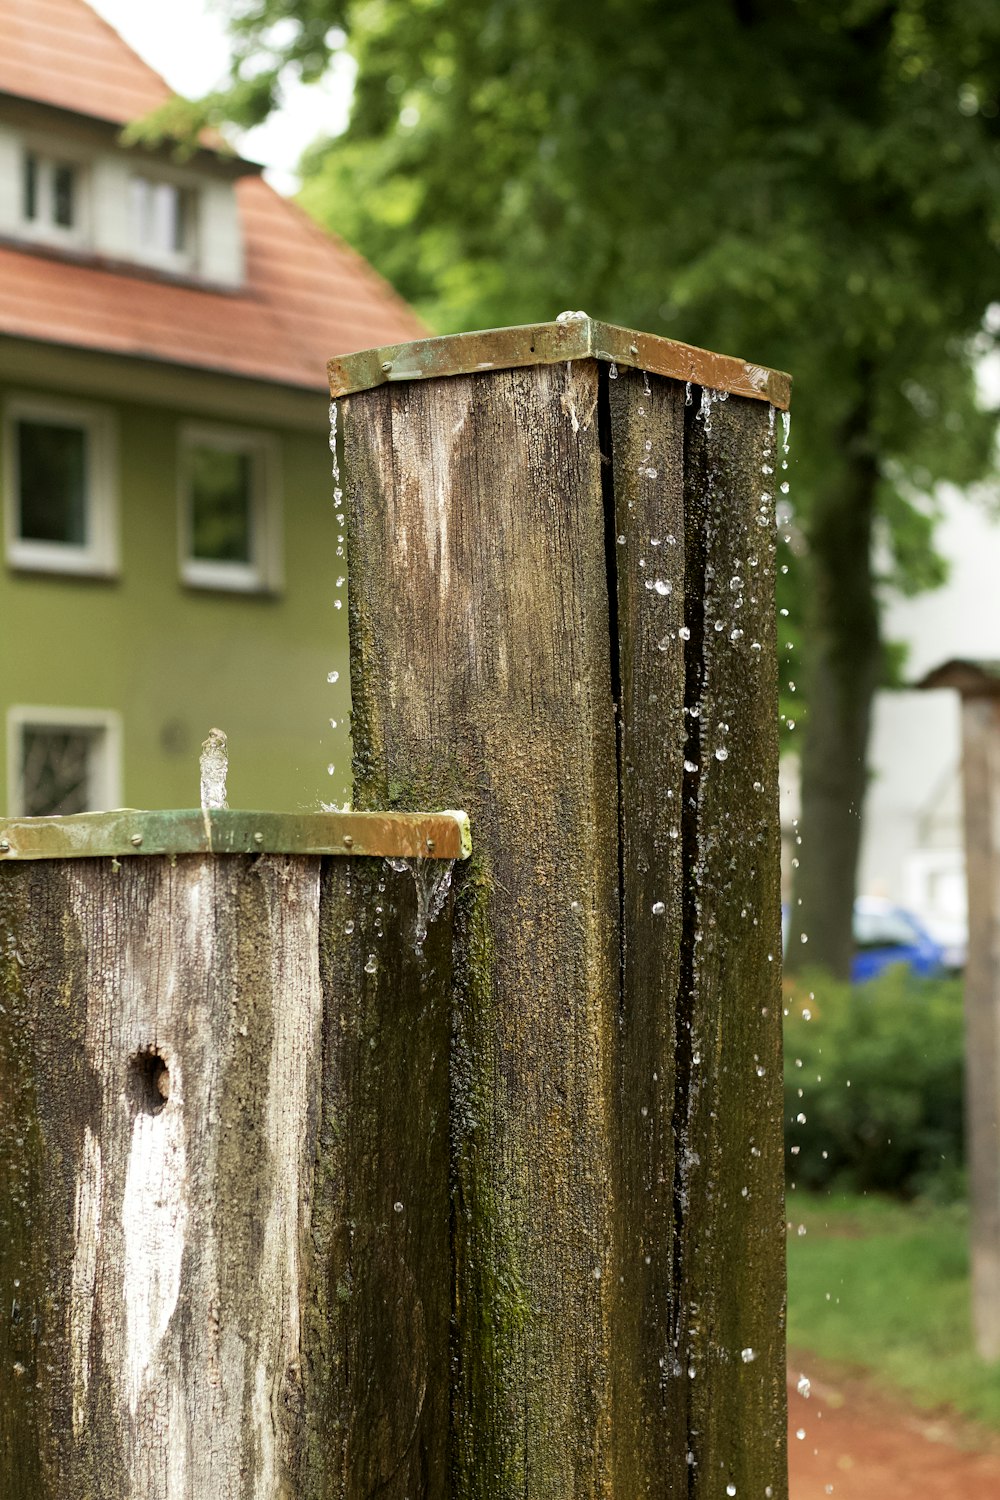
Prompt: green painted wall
<box><xmin>0</xmin><ymin>364</ymin><xmax>353</xmax><ymax>814</ymax></box>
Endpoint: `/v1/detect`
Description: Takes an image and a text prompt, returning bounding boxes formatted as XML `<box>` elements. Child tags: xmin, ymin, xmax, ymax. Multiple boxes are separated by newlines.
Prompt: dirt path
<box><xmin>787</xmin><ymin>1351</ymin><xmax>1000</xmax><ymax>1500</ymax></box>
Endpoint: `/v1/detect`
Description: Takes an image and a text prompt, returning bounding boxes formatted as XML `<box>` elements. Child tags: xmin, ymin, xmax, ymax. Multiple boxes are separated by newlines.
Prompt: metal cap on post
<box><xmin>329</xmin><ymin>311</ymin><xmax>792</xmax><ymax>410</ymax></box>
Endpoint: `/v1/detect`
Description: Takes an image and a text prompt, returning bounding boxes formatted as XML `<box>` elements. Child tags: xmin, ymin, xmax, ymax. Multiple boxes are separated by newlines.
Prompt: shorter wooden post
<box><xmin>0</xmin><ymin>810</ymin><xmax>465</xmax><ymax>1499</ymax></box>
<box><xmin>920</xmin><ymin>660</ymin><xmax>1000</xmax><ymax>1361</ymax></box>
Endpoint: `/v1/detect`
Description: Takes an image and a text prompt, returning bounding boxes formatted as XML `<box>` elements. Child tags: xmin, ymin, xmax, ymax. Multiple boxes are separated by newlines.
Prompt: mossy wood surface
<box><xmin>0</xmin><ymin>853</ymin><xmax>455</xmax><ymax>1499</ymax></box>
<box><xmin>343</xmin><ymin>363</ymin><xmax>786</xmax><ymax>1496</ymax></box>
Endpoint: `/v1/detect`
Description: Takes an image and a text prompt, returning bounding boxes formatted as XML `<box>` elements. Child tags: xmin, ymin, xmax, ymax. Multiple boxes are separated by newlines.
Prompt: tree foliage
<box><xmin>211</xmin><ymin>0</ymin><xmax>1000</xmax><ymax>973</ymax></box>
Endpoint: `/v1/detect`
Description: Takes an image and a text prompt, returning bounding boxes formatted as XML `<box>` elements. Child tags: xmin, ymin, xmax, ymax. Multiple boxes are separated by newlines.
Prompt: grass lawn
<box><xmin>786</xmin><ymin>1192</ymin><xmax>1000</xmax><ymax>1429</ymax></box>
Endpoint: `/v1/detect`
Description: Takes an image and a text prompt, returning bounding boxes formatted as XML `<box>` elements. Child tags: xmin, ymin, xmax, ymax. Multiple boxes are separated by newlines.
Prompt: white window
<box><xmin>20</xmin><ymin>148</ymin><xmax>88</xmax><ymax>246</ymax></box>
<box><xmin>6</xmin><ymin>707</ymin><xmax>122</xmax><ymax>817</ymax></box>
<box><xmin>131</xmin><ymin>174</ymin><xmax>197</xmax><ymax>271</ymax></box>
<box><xmin>3</xmin><ymin>396</ymin><xmax>118</xmax><ymax>576</ymax></box>
<box><xmin>179</xmin><ymin>425</ymin><xmax>281</xmax><ymax>593</ymax></box>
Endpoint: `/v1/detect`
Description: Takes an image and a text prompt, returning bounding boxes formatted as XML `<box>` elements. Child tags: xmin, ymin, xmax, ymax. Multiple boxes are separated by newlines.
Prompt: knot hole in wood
<box><xmin>128</xmin><ymin>1047</ymin><xmax>171</xmax><ymax>1114</ymax></box>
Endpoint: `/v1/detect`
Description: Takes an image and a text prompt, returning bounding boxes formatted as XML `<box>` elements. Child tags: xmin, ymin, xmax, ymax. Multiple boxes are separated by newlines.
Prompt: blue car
<box><xmin>851</xmin><ymin>897</ymin><xmax>948</xmax><ymax>984</ymax></box>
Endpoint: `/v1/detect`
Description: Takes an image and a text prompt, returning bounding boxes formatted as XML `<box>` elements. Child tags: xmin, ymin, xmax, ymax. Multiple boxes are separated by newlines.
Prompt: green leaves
<box><xmin>210</xmin><ymin>0</ymin><xmax>1000</xmax><ymax>963</ymax></box>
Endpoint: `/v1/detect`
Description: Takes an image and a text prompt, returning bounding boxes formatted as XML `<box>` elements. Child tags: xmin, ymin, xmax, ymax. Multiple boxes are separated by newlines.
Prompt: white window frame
<box><xmin>18</xmin><ymin>140</ymin><xmax>90</xmax><ymax>250</ymax></box>
<box><xmin>6</xmin><ymin>706</ymin><xmax>123</xmax><ymax>817</ymax></box>
<box><xmin>178</xmin><ymin>423</ymin><xmax>282</xmax><ymax>594</ymax></box>
<box><xmin>130</xmin><ymin>168</ymin><xmax>199</xmax><ymax>275</ymax></box>
<box><xmin>3</xmin><ymin>395</ymin><xmax>119</xmax><ymax>577</ymax></box>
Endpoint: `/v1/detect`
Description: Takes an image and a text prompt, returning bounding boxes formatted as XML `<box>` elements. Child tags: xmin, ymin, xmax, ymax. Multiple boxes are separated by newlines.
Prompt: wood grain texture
<box><xmin>312</xmin><ymin>856</ymin><xmax>456</xmax><ymax>1496</ymax></box>
<box><xmin>0</xmin><ymin>853</ymin><xmax>457</xmax><ymax>1499</ymax></box>
<box><xmin>606</xmin><ymin>367</ymin><xmax>690</xmax><ymax>1495</ymax></box>
<box><xmin>679</xmin><ymin>392</ymin><xmax>787</xmax><ymax>1500</ymax></box>
<box><xmin>958</xmin><ymin>697</ymin><xmax>1000</xmax><ymax>1362</ymax></box>
<box><xmin>0</xmin><ymin>854</ymin><xmax>323</xmax><ymax>1500</ymax></box>
<box><xmin>343</xmin><ymin>363</ymin><xmax>622</xmax><ymax>1496</ymax></box>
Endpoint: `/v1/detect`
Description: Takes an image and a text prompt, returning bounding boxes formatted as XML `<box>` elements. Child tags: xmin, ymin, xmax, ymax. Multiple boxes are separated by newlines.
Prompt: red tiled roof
<box><xmin>0</xmin><ymin>176</ymin><xmax>426</xmax><ymax>388</ymax></box>
<box><xmin>0</xmin><ymin>0</ymin><xmax>174</xmax><ymax>126</ymax></box>
<box><xmin>0</xmin><ymin>0</ymin><xmax>426</xmax><ymax>385</ymax></box>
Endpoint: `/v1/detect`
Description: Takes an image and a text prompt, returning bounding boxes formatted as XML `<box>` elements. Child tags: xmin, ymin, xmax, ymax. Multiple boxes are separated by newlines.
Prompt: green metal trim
<box><xmin>0</xmin><ymin>808</ymin><xmax>472</xmax><ymax>862</ymax></box>
<box><xmin>328</xmin><ymin>314</ymin><xmax>792</xmax><ymax>410</ymax></box>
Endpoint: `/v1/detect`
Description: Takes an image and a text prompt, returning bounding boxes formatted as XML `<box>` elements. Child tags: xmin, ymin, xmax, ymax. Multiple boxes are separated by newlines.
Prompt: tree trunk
<box><xmin>786</xmin><ymin>397</ymin><xmax>881</xmax><ymax>978</ymax></box>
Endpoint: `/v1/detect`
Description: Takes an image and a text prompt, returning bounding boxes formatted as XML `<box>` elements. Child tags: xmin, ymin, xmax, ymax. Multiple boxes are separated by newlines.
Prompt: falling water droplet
<box><xmin>200</xmin><ymin>728</ymin><xmax>228</xmax><ymax>812</ymax></box>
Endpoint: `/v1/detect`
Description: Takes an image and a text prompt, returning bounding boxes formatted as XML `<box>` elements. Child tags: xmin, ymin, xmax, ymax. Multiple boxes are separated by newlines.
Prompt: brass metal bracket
<box><xmin>329</xmin><ymin>313</ymin><xmax>791</xmax><ymax>410</ymax></box>
<box><xmin>0</xmin><ymin>808</ymin><xmax>472</xmax><ymax>861</ymax></box>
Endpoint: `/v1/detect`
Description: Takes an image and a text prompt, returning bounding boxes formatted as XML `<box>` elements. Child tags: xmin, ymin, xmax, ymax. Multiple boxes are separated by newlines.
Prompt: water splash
<box><xmin>199</xmin><ymin>729</ymin><xmax>228</xmax><ymax>812</ymax></box>
<box><xmin>328</xmin><ymin>400</ymin><xmax>342</xmax><ymax>511</ymax></box>
<box><xmin>385</xmin><ymin>857</ymin><xmax>456</xmax><ymax>953</ymax></box>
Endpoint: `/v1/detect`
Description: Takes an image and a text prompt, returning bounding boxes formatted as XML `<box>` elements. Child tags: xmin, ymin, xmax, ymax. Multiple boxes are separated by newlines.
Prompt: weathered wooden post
<box><xmin>1</xmin><ymin>314</ymin><xmax>790</xmax><ymax>1498</ymax></box>
<box><xmin>918</xmin><ymin>658</ymin><xmax>1000</xmax><ymax>1362</ymax></box>
<box><xmin>333</xmin><ymin>315</ymin><xmax>790</xmax><ymax>1496</ymax></box>
<box><xmin>0</xmin><ymin>807</ymin><xmax>468</xmax><ymax>1498</ymax></box>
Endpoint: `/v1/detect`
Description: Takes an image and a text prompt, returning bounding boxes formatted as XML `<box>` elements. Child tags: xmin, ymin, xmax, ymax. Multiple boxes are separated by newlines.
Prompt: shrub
<box><xmin>784</xmin><ymin>967</ymin><xmax>965</xmax><ymax>1199</ymax></box>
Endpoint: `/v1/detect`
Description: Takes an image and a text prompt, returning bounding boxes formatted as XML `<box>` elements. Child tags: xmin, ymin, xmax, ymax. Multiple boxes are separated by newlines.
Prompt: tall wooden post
<box><xmin>335</xmin><ymin>316</ymin><xmax>790</xmax><ymax>1496</ymax></box>
<box><xmin>919</xmin><ymin>659</ymin><xmax>1000</xmax><ymax>1362</ymax></box>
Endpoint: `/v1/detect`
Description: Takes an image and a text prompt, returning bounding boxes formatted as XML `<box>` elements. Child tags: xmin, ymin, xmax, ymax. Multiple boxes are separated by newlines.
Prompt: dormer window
<box><xmin>21</xmin><ymin>150</ymin><xmax>85</xmax><ymax>242</ymax></box>
<box><xmin>131</xmin><ymin>174</ymin><xmax>196</xmax><ymax>271</ymax></box>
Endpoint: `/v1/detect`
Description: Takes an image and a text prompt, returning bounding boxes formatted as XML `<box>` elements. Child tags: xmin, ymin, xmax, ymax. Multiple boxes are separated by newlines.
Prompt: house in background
<box><xmin>0</xmin><ymin>0</ymin><xmax>423</xmax><ymax>816</ymax></box>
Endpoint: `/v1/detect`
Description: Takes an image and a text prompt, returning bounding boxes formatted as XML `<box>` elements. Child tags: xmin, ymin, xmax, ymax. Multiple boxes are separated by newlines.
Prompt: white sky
<box><xmin>88</xmin><ymin>0</ymin><xmax>355</xmax><ymax>193</ymax></box>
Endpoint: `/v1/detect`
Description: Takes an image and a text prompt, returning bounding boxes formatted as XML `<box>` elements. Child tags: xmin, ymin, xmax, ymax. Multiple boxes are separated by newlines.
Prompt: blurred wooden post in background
<box><xmin>335</xmin><ymin>315</ymin><xmax>790</xmax><ymax>1496</ymax></box>
<box><xmin>919</xmin><ymin>659</ymin><xmax>1000</xmax><ymax>1363</ymax></box>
